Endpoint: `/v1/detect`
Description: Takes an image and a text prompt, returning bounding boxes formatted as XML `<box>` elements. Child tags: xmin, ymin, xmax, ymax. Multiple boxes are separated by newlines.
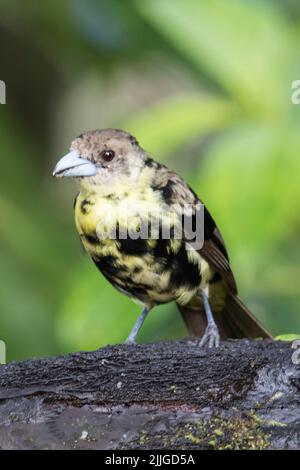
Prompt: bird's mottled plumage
<box><xmin>54</xmin><ymin>128</ymin><xmax>271</xmax><ymax>345</ymax></box>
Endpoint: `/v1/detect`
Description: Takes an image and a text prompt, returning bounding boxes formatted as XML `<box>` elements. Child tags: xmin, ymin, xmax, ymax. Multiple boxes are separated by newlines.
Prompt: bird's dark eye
<box><xmin>101</xmin><ymin>149</ymin><xmax>115</xmax><ymax>162</ymax></box>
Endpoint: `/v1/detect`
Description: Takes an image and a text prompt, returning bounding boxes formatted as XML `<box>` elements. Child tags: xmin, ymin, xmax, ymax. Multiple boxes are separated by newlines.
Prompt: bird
<box><xmin>53</xmin><ymin>128</ymin><xmax>272</xmax><ymax>347</ymax></box>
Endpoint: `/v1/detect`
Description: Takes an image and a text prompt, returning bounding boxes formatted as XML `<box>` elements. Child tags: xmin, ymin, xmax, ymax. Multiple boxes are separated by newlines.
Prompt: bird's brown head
<box><xmin>53</xmin><ymin>129</ymin><xmax>145</xmax><ymax>187</ymax></box>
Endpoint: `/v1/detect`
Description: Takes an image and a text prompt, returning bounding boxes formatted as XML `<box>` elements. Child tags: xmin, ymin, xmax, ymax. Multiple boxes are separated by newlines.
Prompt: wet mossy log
<box><xmin>0</xmin><ymin>339</ymin><xmax>299</xmax><ymax>449</ymax></box>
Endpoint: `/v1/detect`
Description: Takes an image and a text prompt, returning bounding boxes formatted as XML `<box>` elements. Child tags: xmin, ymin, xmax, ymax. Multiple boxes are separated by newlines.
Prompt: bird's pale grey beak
<box><xmin>53</xmin><ymin>150</ymin><xmax>97</xmax><ymax>178</ymax></box>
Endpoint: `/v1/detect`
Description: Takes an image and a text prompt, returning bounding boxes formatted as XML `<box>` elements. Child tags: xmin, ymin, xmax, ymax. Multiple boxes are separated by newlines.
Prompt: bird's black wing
<box><xmin>151</xmin><ymin>161</ymin><xmax>237</xmax><ymax>293</ymax></box>
<box><xmin>197</xmin><ymin>206</ymin><xmax>237</xmax><ymax>294</ymax></box>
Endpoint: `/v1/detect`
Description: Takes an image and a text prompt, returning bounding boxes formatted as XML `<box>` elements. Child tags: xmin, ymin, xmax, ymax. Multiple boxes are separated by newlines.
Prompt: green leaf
<box><xmin>276</xmin><ymin>334</ymin><xmax>300</xmax><ymax>341</ymax></box>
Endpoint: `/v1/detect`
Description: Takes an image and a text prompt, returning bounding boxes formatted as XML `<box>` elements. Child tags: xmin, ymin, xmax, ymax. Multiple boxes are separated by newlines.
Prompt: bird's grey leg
<box><xmin>199</xmin><ymin>287</ymin><xmax>220</xmax><ymax>348</ymax></box>
<box><xmin>125</xmin><ymin>306</ymin><xmax>150</xmax><ymax>344</ymax></box>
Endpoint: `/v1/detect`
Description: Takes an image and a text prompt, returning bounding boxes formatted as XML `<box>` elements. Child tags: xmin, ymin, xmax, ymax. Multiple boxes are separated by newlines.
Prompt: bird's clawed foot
<box><xmin>199</xmin><ymin>324</ymin><xmax>220</xmax><ymax>348</ymax></box>
<box><xmin>124</xmin><ymin>336</ymin><xmax>137</xmax><ymax>345</ymax></box>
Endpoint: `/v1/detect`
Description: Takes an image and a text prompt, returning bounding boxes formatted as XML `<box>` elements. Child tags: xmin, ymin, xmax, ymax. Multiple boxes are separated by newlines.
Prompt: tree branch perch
<box><xmin>0</xmin><ymin>339</ymin><xmax>299</xmax><ymax>449</ymax></box>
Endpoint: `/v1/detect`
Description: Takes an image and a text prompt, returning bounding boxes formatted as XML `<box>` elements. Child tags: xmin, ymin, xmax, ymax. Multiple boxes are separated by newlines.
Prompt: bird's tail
<box><xmin>177</xmin><ymin>290</ymin><xmax>272</xmax><ymax>340</ymax></box>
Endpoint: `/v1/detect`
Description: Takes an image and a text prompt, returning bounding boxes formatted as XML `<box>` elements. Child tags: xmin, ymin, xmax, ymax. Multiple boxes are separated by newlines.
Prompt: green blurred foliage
<box><xmin>0</xmin><ymin>0</ymin><xmax>300</xmax><ymax>361</ymax></box>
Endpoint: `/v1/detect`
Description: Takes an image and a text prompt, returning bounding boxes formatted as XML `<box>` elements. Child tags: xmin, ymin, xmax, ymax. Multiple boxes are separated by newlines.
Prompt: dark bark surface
<box><xmin>0</xmin><ymin>339</ymin><xmax>299</xmax><ymax>450</ymax></box>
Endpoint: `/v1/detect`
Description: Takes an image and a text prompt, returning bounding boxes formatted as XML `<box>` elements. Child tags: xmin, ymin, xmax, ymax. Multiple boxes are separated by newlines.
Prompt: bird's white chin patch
<box><xmin>53</xmin><ymin>150</ymin><xmax>97</xmax><ymax>178</ymax></box>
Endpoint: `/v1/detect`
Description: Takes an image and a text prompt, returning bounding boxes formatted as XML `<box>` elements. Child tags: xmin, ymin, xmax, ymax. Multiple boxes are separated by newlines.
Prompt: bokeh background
<box><xmin>1</xmin><ymin>0</ymin><xmax>300</xmax><ymax>361</ymax></box>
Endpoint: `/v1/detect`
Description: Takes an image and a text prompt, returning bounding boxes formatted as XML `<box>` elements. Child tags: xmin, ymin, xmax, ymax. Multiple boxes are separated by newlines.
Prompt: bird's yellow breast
<box><xmin>74</xmin><ymin>187</ymin><xmax>177</xmax><ymax>305</ymax></box>
<box><xmin>74</xmin><ymin>175</ymin><xmax>213</xmax><ymax>306</ymax></box>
